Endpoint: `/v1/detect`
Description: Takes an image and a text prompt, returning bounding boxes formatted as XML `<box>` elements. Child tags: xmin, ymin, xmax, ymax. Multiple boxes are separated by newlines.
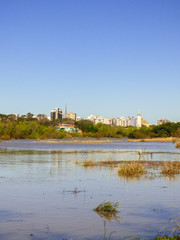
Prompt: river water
<box><xmin>0</xmin><ymin>140</ymin><xmax>180</xmax><ymax>240</ymax></box>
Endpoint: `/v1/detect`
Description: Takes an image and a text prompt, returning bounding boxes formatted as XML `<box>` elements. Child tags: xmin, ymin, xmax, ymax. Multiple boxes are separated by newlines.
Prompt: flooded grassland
<box><xmin>0</xmin><ymin>140</ymin><xmax>180</xmax><ymax>240</ymax></box>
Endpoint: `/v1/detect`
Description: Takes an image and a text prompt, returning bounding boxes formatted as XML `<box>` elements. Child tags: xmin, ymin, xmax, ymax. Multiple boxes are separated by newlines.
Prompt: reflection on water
<box><xmin>0</xmin><ymin>140</ymin><xmax>180</xmax><ymax>239</ymax></box>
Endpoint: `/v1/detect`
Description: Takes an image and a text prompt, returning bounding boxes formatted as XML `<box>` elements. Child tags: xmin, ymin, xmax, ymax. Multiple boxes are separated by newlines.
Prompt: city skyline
<box><xmin>0</xmin><ymin>106</ymin><xmax>172</xmax><ymax>126</ymax></box>
<box><xmin>0</xmin><ymin>1</ymin><xmax>180</xmax><ymax>124</ymax></box>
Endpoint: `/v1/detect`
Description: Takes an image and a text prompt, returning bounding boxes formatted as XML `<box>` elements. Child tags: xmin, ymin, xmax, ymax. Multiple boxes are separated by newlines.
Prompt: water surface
<box><xmin>0</xmin><ymin>140</ymin><xmax>180</xmax><ymax>240</ymax></box>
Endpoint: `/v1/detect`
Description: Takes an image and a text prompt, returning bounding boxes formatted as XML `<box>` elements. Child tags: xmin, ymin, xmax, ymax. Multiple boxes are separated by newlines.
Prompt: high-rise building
<box><xmin>64</xmin><ymin>105</ymin><xmax>76</xmax><ymax>121</ymax></box>
<box><xmin>136</xmin><ymin>113</ymin><xmax>142</xmax><ymax>128</ymax></box>
<box><xmin>50</xmin><ymin>108</ymin><xmax>63</xmax><ymax>121</ymax></box>
<box><xmin>69</xmin><ymin>112</ymin><xmax>76</xmax><ymax>121</ymax></box>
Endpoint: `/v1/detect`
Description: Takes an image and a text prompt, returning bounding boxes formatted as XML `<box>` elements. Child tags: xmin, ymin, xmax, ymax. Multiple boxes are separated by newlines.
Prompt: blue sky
<box><xmin>0</xmin><ymin>0</ymin><xmax>180</xmax><ymax>124</ymax></box>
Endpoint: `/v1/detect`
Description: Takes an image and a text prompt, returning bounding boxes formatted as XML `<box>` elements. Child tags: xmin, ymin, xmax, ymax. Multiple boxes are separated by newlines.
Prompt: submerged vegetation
<box><xmin>93</xmin><ymin>201</ymin><xmax>121</xmax><ymax>222</ymax></box>
<box><xmin>0</xmin><ymin>113</ymin><xmax>180</xmax><ymax>139</ymax></box>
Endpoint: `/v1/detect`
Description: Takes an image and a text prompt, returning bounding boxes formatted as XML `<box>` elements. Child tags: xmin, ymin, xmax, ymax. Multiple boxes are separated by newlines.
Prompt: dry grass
<box><xmin>38</xmin><ymin>139</ymin><xmax>122</xmax><ymax>143</ymax></box>
<box><xmin>175</xmin><ymin>142</ymin><xmax>180</xmax><ymax>148</ymax></box>
<box><xmin>83</xmin><ymin>159</ymin><xmax>97</xmax><ymax>167</ymax></box>
<box><xmin>118</xmin><ymin>161</ymin><xmax>147</xmax><ymax>177</ymax></box>
<box><xmin>128</xmin><ymin>137</ymin><xmax>179</xmax><ymax>142</ymax></box>
<box><xmin>160</xmin><ymin>161</ymin><xmax>180</xmax><ymax>176</ymax></box>
<box><xmin>76</xmin><ymin>158</ymin><xmax>180</xmax><ymax>179</ymax></box>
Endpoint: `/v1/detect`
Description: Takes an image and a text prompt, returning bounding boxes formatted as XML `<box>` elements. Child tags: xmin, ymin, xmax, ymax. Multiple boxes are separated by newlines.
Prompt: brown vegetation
<box><xmin>160</xmin><ymin>161</ymin><xmax>180</xmax><ymax>176</ymax></box>
<box><xmin>128</xmin><ymin>137</ymin><xmax>180</xmax><ymax>142</ymax></box>
<box><xmin>76</xmin><ymin>159</ymin><xmax>180</xmax><ymax>179</ymax></box>
<box><xmin>39</xmin><ymin>139</ymin><xmax>122</xmax><ymax>143</ymax></box>
<box><xmin>118</xmin><ymin>161</ymin><xmax>147</xmax><ymax>177</ymax></box>
<box><xmin>175</xmin><ymin>142</ymin><xmax>180</xmax><ymax>148</ymax></box>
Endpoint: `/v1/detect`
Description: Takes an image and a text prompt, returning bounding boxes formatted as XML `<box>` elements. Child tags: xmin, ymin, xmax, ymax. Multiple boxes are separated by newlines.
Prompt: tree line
<box><xmin>0</xmin><ymin>113</ymin><xmax>180</xmax><ymax>140</ymax></box>
<box><xmin>75</xmin><ymin>120</ymin><xmax>180</xmax><ymax>139</ymax></box>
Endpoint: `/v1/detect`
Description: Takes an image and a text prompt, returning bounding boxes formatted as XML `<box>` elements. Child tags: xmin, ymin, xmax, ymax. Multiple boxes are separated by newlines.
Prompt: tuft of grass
<box><xmin>118</xmin><ymin>161</ymin><xmax>146</xmax><ymax>177</ymax></box>
<box><xmin>93</xmin><ymin>201</ymin><xmax>120</xmax><ymax>222</ymax></box>
<box><xmin>175</xmin><ymin>142</ymin><xmax>180</xmax><ymax>148</ymax></box>
<box><xmin>94</xmin><ymin>201</ymin><xmax>120</xmax><ymax>213</ymax></box>
<box><xmin>160</xmin><ymin>161</ymin><xmax>180</xmax><ymax>176</ymax></box>
<box><xmin>83</xmin><ymin>159</ymin><xmax>96</xmax><ymax>167</ymax></box>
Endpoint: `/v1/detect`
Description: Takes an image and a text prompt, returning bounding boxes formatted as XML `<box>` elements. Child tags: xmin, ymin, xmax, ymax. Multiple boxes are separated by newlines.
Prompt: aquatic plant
<box><xmin>175</xmin><ymin>142</ymin><xmax>180</xmax><ymax>148</ymax></box>
<box><xmin>83</xmin><ymin>159</ymin><xmax>96</xmax><ymax>167</ymax></box>
<box><xmin>93</xmin><ymin>201</ymin><xmax>120</xmax><ymax>223</ymax></box>
<box><xmin>94</xmin><ymin>201</ymin><xmax>120</xmax><ymax>213</ymax></box>
<box><xmin>160</xmin><ymin>161</ymin><xmax>180</xmax><ymax>176</ymax></box>
<box><xmin>118</xmin><ymin>161</ymin><xmax>146</xmax><ymax>177</ymax></box>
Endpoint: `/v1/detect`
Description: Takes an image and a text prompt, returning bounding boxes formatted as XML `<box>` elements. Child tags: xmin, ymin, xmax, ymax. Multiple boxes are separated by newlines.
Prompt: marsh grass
<box><xmin>76</xmin><ymin>159</ymin><xmax>180</xmax><ymax>179</ymax></box>
<box><xmin>160</xmin><ymin>161</ymin><xmax>180</xmax><ymax>176</ymax></box>
<box><xmin>175</xmin><ymin>142</ymin><xmax>180</xmax><ymax>148</ymax></box>
<box><xmin>83</xmin><ymin>159</ymin><xmax>97</xmax><ymax>167</ymax></box>
<box><xmin>94</xmin><ymin>201</ymin><xmax>120</xmax><ymax>222</ymax></box>
<box><xmin>94</xmin><ymin>201</ymin><xmax>120</xmax><ymax>213</ymax></box>
<box><xmin>128</xmin><ymin>137</ymin><xmax>177</xmax><ymax>142</ymax></box>
<box><xmin>118</xmin><ymin>161</ymin><xmax>147</xmax><ymax>177</ymax></box>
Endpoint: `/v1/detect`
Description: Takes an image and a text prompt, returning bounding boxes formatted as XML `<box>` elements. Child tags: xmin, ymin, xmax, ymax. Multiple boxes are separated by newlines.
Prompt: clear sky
<box><xmin>0</xmin><ymin>0</ymin><xmax>180</xmax><ymax>124</ymax></box>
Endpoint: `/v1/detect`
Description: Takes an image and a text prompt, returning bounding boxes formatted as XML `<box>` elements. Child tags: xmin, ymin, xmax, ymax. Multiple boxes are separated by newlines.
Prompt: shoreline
<box><xmin>0</xmin><ymin>137</ymin><xmax>180</xmax><ymax>143</ymax></box>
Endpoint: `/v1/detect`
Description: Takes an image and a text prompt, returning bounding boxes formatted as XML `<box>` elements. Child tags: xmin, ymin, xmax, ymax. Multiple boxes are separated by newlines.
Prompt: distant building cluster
<box><xmin>0</xmin><ymin>108</ymin><xmax>172</xmax><ymax>128</ymax></box>
<box><xmin>157</xmin><ymin>119</ymin><xmax>170</xmax><ymax>125</ymax></box>
<box><xmin>86</xmin><ymin>113</ymin><xmax>150</xmax><ymax>128</ymax></box>
<box><xmin>49</xmin><ymin>106</ymin><xmax>172</xmax><ymax>128</ymax></box>
<box><xmin>50</xmin><ymin>107</ymin><xmax>76</xmax><ymax>121</ymax></box>
<box><xmin>64</xmin><ymin>105</ymin><xmax>76</xmax><ymax>121</ymax></box>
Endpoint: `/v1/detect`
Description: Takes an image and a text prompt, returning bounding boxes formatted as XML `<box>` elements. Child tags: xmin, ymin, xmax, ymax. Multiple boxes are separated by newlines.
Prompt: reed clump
<box><xmin>93</xmin><ymin>201</ymin><xmax>121</xmax><ymax>222</ymax></box>
<box><xmin>160</xmin><ymin>161</ymin><xmax>180</xmax><ymax>176</ymax></box>
<box><xmin>118</xmin><ymin>161</ymin><xmax>147</xmax><ymax>177</ymax></box>
<box><xmin>175</xmin><ymin>142</ymin><xmax>180</xmax><ymax>148</ymax></box>
<box><xmin>83</xmin><ymin>159</ymin><xmax>96</xmax><ymax>167</ymax></box>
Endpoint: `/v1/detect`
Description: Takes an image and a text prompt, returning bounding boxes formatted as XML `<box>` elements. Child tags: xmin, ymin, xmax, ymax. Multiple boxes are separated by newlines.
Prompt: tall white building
<box><xmin>136</xmin><ymin>113</ymin><xmax>142</xmax><ymax>128</ymax></box>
